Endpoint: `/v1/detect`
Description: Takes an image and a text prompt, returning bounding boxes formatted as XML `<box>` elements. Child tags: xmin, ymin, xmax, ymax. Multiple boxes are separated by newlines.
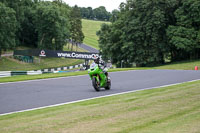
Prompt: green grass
<box><xmin>63</xmin><ymin>43</ymin><xmax>86</xmax><ymax>52</ymax></box>
<box><xmin>0</xmin><ymin>80</ymin><xmax>199</xmax><ymax>133</ymax></box>
<box><xmin>82</xmin><ymin>19</ymin><xmax>110</xmax><ymax>49</ymax></box>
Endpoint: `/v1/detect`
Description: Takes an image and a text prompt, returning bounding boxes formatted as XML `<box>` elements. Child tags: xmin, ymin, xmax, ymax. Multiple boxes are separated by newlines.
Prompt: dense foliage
<box><xmin>0</xmin><ymin>2</ymin><xmax>17</xmax><ymax>57</ymax></box>
<box><xmin>70</xmin><ymin>5</ymin><xmax>84</xmax><ymax>51</ymax></box>
<box><xmin>97</xmin><ymin>0</ymin><xmax>200</xmax><ymax>67</ymax></box>
<box><xmin>34</xmin><ymin>1</ymin><xmax>70</xmax><ymax>50</ymax></box>
<box><xmin>0</xmin><ymin>0</ymin><xmax>84</xmax><ymax>56</ymax></box>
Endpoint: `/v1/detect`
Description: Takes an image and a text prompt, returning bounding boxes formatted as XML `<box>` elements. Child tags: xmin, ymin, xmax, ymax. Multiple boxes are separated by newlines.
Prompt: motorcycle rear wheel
<box><xmin>105</xmin><ymin>78</ymin><xmax>111</xmax><ymax>90</ymax></box>
<box><xmin>92</xmin><ymin>77</ymin><xmax>100</xmax><ymax>91</ymax></box>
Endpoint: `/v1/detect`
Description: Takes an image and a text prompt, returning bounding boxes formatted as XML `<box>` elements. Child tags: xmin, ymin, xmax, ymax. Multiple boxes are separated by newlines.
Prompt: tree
<box><xmin>80</xmin><ymin>7</ymin><xmax>90</xmax><ymax>19</ymax></box>
<box><xmin>98</xmin><ymin>0</ymin><xmax>166</xmax><ymax>66</ymax></box>
<box><xmin>97</xmin><ymin>24</ymin><xmax>112</xmax><ymax>59</ymax></box>
<box><xmin>110</xmin><ymin>9</ymin><xmax>120</xmax><ymax>23</ymax></box>
<box><xmin>80</xmin><ymin>7</ymin><xmax>94</xmax><ymax>19</ymax></box>
<box><xmin>93</xmin><ymin>6</ymin><xmax>111</xmax><ymax>21</ymax></box>
<box><xmin>79</xmin><ymin>6</ymin><xmax>111</xmax><ymax>21</ymax></box>
<box><xmin>70</xmin><ymin>5</ymin><xmax>84</xmax><ymax>51</ymax></box>
<box><xmin>1</xmin><ymin>0</ymin><xmax>26</xmax><ymax>46</ymax></box>
<box><xmin>0</xmin><ymin>2</ymin><xmax>17</xmax><ymax>58</ymax></box>
<box><xmin>87</xmin><ymin>7</ymin><xmax>94</xmax><ymax>19</ymax></box>
<box><xmin>167</xmin><ymin>0</ymin><xmax>200</xmax><ymax>60</ymax></box>
<box><xmin>34</xmin><ymin>1</ymin><xmax>70</xmax><ymax>50</ymax></box>
<box><xmin>1</xmin><ymin>0</ymin><xmax>38</xmax><ymax>47</ymax></box>
<box><xmin>20</xmin><ymin>0</ymin><xmax>37</xmax><ymax>47</ymax></box>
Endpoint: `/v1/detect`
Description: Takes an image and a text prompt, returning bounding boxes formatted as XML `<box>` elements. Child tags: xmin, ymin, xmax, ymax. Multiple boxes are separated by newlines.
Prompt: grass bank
<box><xmin>0</xmin><ymin>80</ymin><xmax>199</xmax><ymax>132</ymax></box>
<box><xmin>82</xmin><ymin>19</ymin><xmax>110</xmax><ymax>49</ymax></box>
<box><xmin>0</xmin><ymin>45</ymin><xmax>85</xmax><ymax>71</ymax></box>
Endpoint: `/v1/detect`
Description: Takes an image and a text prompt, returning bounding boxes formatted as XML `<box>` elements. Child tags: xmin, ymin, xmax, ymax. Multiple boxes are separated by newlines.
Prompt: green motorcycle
<box><xmin>88</xmin><ymin>62</ymin><xmax>111</xmax><ymax>91</ymax></box>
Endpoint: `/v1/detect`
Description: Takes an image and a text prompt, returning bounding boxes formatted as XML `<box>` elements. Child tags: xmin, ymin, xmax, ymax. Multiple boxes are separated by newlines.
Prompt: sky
<box><xmin>60</xmin><ymin>0</ymin><xmax>127</xmax><ymax>12</ymax></box>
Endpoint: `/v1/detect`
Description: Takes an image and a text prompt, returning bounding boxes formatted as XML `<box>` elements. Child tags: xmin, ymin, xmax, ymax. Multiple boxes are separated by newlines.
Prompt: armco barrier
<box><xmin>0</xmin><ymin>71</ymin><xmax>56</xmax><ymax>78</ymax></box>
<box><xmin>27</xmin><ymin>71</ymin><xmax>42</xmax><ymax>75</ymax></box>
<box><xmin>0</xmin><ymin>71</ymin><xmax>11</xmax><ymax>77</ymax></box>
<box><xmin>11</xmin><ymin>71</ymin><xmax>27</xmax><ymax>76</ymax></box>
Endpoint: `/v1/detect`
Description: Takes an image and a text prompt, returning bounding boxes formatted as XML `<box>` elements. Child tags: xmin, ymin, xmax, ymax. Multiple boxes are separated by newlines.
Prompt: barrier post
<box><xmin>195</xmin><ymin>66</ymin><xmax>198</xmax><ymax>70</ymax></box>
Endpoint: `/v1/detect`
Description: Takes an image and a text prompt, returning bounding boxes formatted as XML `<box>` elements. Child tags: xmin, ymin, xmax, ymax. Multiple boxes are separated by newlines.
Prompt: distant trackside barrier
<box><xmin>14</xmin><ymin>49</ymin><xmax>100</xmax><ymax>60</ymax></box>
<box><xmin>0</xmin><ymin>63</ymin><xmax>86</xmax><ymax>78</ymax></box>
<box><xmin>0</xmin><ymin>71</ymin><xmax>54</xmax><ymax>78</ymax></box>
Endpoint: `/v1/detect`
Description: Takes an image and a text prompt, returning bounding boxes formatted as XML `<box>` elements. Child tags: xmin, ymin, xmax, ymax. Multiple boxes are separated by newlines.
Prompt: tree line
<box><xmin>0</xmin><ymin>0</ymin><xmax>84</xmax><ymax>58</ymax></box>
<box><xmin>80</xmin><ymin>6</ymin><xmax>111</xmax><ymax>21</ymax></box>
<box><xmin>97</xmin><ymin>0</ymin><xmax>200</xmax><ymax>67</ymax></box>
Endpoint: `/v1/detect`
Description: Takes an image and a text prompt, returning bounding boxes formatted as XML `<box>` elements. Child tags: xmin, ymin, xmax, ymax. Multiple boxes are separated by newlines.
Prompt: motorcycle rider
<box><xmin>94</xmin><ymin>56</ymin><xmax>100</xmax><ymax>64</ymax></box>
<box><xmin>94</xmin><ymin>57</ymin><xmax>108</xmax><ymax>77</ymax></box>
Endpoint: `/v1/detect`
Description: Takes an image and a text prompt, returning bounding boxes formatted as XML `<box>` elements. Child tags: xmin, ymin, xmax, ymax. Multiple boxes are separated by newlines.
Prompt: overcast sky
<box><xmin>60</xmin><ymin>0</ymin><xmax>127</xmax><ymax>12</ymax></box>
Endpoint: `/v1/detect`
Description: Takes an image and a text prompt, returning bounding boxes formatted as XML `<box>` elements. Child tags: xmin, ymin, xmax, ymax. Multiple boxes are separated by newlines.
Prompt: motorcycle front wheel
<box><xmin>92</xmin><ymin>77</ymin><xmax>100</xmax><ymax>91</ymax></box>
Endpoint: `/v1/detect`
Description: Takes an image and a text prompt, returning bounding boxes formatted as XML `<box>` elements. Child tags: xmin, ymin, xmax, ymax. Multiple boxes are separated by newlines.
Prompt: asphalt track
<box><xmin>0</xmin><ymin>70</ymin><xmax>200</xmax><ymax>115</ymax></box>
<box><xmin>78</xmin><ymin>43</ymin><xmax>99</xmax><ymax>53</ymax></box>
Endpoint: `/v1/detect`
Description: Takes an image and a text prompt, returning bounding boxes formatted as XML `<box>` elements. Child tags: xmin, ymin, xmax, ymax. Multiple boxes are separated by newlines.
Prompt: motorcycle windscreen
<box><xmin>90</xmin><ymin>62</ymin><xmax>98</xmax><ymax>69</ymax></box>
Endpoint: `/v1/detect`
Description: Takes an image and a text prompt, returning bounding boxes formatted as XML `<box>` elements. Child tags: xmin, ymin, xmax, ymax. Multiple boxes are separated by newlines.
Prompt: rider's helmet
<box><xmin>94</xmin><ymin>56</ymin><xmax>100</xmax><ymax>64</ymax></box>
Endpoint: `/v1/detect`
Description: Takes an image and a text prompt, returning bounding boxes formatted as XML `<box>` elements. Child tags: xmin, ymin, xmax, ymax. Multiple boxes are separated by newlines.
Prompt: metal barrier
<box><xmin>0</xmin><ymin>71</ymin><xmax>48</xmax><ymax>78</ymax></box>
<box><xmin>0</xmin><ymin>71</ymin><xmax>11</xmax><ymax>78</ymax></box>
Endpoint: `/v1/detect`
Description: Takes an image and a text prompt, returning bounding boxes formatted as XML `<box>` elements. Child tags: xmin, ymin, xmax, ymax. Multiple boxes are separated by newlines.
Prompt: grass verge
<box><xmin>0</xmin><ymin>80</ymin><xmax>199</xmax><ymax>132</ymax></box>
<box><xmin>0</xmin><ymin>71</ymin><xmax>88</xmax><ymax>83</ymax></box>
<box><xmin>151</xmin><ymin>59</ymin><xmax>200</xmax><ymax>70</ymax></box>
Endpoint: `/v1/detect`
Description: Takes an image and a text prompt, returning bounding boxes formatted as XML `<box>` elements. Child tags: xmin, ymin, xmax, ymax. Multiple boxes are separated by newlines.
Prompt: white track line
<box><xmin>0</xmin><ymin>78</ymin><xmax>199</xmax><ymax>116</ymax></box>
<box><xmin>0</xmin><ymin>75</ymin><xmax>87</xmax><ymax>85</ymax></box>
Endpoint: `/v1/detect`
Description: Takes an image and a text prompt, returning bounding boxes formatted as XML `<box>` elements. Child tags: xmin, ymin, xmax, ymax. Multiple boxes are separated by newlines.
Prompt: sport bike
<box><xmin>88</xmin><ymin>62</ymin><xmax>111</xmax><ymax>91</ymax></box>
